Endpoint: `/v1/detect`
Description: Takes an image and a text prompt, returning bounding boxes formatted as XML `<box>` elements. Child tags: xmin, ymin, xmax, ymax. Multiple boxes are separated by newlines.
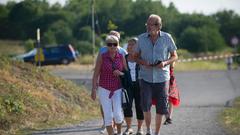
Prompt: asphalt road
<box><xmin>33</xmin><ymin>69</ymin><xmax>240</xmax><ymax>135</ymax></box>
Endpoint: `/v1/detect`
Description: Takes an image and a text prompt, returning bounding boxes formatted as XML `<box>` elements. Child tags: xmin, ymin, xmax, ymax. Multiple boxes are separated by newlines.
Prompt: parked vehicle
<box><xmin>17</xmin><ymin>44</ymin><xmax>78</xmax><ymax>65</ymax></box>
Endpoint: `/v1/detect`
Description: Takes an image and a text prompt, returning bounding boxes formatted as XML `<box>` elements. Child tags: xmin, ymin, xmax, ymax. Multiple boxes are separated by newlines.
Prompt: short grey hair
<box><xmin>128</xmin><ymin>37</ymin><xmax>138</xmax><ymax>43</ymax></box>
<box><xmin>149</xmin><ymin>14</ymin><xmax>162</xmax><ymax>29</ymax></box>
<box><xmin>109</xmin><ymin>30</ymin><xmax>120</xmax><ymax>40</ymax></box>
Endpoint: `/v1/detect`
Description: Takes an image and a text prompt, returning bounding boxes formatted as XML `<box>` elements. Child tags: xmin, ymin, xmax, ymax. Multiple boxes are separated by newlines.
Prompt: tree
<box><xmin>42</xmin><ymin>30</ymin><xmax>56</xmax><ymax>45</ymax></box>
<box><xmin>213</xmin><ymin>10</ymin><xmax>240</xmax><ymax>46</ymax></box>
<box><xmin>107</xmin><ymin>20</ymin><xmax>118</xmax><ymax>30</ymax></box>
<box><xmin>8</xmin><ymin>0</ymin><xmax>49</xmax><ymax>39</ymax></box>
<box><xmin>75</xmin><ymin>41</ymin><xmax>93</xmax><ymax>55</ymax></box>
<box><xmin>36</xmin><ymin>10</ymin><xmax>75</xmax><ymax>35</ymax></box>
<box><xmin>173</xmin><ymin>13</ymin><xmax>219</xmax><ymax>38</ymax></box>
<box><xmin>42</xmin><ymin>20</ymin><xmax>73</xmax><ymax>45</ymax></box>
<box><xmin>0</xmin><ymin>4</ymin><xmax>10</xmax><ymax>38</ymax></box>
<box><xmin>179</xmin><ymin>26</ymin><xmax>227</xmax><ymax>53</ymax></box>
<box><xmin>77</xmin><ymin>26</ymin><xmax>92</xmax><ymax>41</ymax></box>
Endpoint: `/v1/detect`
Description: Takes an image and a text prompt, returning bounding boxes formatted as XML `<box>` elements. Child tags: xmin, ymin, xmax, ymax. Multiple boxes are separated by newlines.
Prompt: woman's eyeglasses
<box><xmin>107</xmin><ymin>43</ymin><xmax>118</xmax><ymax>47</ymax></box>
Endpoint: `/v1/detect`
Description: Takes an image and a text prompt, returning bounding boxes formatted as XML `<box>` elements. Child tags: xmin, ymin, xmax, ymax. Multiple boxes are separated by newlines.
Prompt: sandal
<box><xmin>164</xmin><ymin>117</ymin><xmax>172</xmax><ymax>125</ymax></box>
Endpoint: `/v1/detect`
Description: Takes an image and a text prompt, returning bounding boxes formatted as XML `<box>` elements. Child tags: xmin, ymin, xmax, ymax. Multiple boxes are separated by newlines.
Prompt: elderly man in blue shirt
<box><xmin>135</xmin><ymin>14</ymin><xmax>178</xmax><ymax>135</ymax></box>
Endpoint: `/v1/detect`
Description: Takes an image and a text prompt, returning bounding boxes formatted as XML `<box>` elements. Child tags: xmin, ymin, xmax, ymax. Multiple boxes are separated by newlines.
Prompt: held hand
<box><xmin>113</xmin><ymin>70</ymin><xmax>124</xmax><ymax>76</ymax></box>
<box><xmin>91</xmin><ymin>89</ymin><xmax>96</xmax><ymax>100</ymax></box>
<box><xmin>156</xmin><ymin>61</ymin><xmax>167</xmax><ymax>68</ymax></box>
<box><xmin>143</xmin><ymin>62</ymin><xmax>152</xmax><ymax>68</ymax></box>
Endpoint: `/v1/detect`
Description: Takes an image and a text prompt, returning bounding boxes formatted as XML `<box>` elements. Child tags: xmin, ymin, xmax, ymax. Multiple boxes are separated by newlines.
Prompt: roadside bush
<box><xmin>78</xmin><ymin>54</ymin><xmax>94</xmax><ymax>65</ymax></box>
<box><xmin>177</xmin><ymin>49</ymin><xmax>193</xmax><ymax>59</ymax></box>
<box><xmin>3</xmin><ymin>95</ymin><xmax>24</xmax><ymax>114</ymax></box>
<box><xmin>23</xmin><ymin>39</ymin><xmax>35</xmax><ymax>52</ymax></box>
<box><xmin>75</xmin><ymin>41</ymin><xmax>93</xmax><ymax>55</ymax></box>
<box><xmin>179</xmin><ymin>26</ymin><xmax>227</xmax><ymax>53</ymax></box>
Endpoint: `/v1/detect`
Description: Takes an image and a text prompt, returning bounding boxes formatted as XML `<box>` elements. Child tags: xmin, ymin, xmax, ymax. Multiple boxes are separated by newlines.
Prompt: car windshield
<box><xmin>15</xmin><ymin>48</ymin><xmax>37</xmax><ymax>59</ymax></box>
<box><xmin>26</xmin><ymin>48</ymin><xmax>37</xmax><ymax>55</ymax></box>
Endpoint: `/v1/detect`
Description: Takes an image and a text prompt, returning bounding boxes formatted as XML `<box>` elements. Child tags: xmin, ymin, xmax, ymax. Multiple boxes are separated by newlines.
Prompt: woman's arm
<box><xmin>91</xmin><ymin>54</ymin><xmax>102</xmax><ymax>100</ymax></box>
<box><xmin>113</xmin><ymin>55</ymin><xmax>126</xmax><ymax>76</ymax></box>
<box><xmin>122</xmin><ymin>55</ymin><xmax>128</xmax><ymax>71</ymax></box>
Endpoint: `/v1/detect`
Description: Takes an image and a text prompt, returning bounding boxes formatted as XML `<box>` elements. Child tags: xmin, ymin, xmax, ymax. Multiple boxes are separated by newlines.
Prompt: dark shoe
<box><xmin>164</xmin><ymin>117</ymin><xmax>172</xmax><ymax>125</ymax></box>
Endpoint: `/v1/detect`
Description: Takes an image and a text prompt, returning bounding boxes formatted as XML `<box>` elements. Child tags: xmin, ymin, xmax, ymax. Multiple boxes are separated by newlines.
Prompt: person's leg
<box><xmin>99</xmin><ymin>105</ymin><xmax>106</xmax><ymax>134</ymax></box>
<box><xmin>106</xmin><ymin>126</ymin><xmax>114</xmax><ymax>135</ymax></box>
<box><xmin>98</xmin><ymin>87</ymin><xmax>114</xmax><ymax>135</ymax></box>
<box><xmin>163</xmin><ymin>102</ymin><xmax>173</xmax><ymax>125</ymax></box>
<box><xmin>139</xmin><ymin>80</ymin><xmax>152</xmax><ymax>134</ymax></box>
<box><xmin>125</xmin><ymin>117</ymin><xmax>132</xmax><ymax>129</ymax></box>
<box><xmin>154</xmin><ymin>82</ymin><xmax>169</xmax><ymax>135</ymax></box>
<box><xmin>112</xmin><ymin>89</ymin><xmax>124</xmax><ymax>134</ymax></box>
<box><xmin>155</xmin><ymin>114</ymin><xmax>163</xmax><ymax>134</ymax></box>
<box><xmin>123</xmin><ymin>84</ymin><xmax>134</xmax><ymax>134</ymax></box>
<box><xmin>144</xmin><ymin>111</ymin><xmax>152</xmax><ymax>134</ymax></box>
<box><xmin>168</xmin><ymin>102</ymin><xmax>173</xmax><ymax>119</ymax></box>
<box><xmin>136</xmin><ymin>119</ymin><xmax>144</xmax><ymax>134</ymax></box>
<box><xmin>134</xmin><ymin>81</ymin><xmax>144</xmax><ymax>133</ymax></box>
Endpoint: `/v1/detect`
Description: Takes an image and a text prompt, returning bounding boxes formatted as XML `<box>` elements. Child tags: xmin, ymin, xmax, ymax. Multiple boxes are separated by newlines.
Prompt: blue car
<box><xmin>17</xmin><ymin>44</ymin><xmax>78</xmax><ymax>65</ymax></box>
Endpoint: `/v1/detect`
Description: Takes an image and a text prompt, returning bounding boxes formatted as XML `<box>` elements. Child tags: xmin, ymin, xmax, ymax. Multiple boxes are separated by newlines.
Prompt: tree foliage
<box><xmin>179</xmin><ymin>26</ymin><xmax>226</xmax><ymax>53</ymax></box>
<box><xmin>0</xmin><ymin>0</ymin><xmax>239</xmax><ymax>54</ymax></box>
<box><xmin>213</xmin><ymin>10</ymin><xmax>240</xmax><ymax>46</ymax></box>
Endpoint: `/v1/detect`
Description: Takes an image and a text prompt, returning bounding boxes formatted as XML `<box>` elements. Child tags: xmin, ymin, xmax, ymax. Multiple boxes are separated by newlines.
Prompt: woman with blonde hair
<box><xmin>91</xmin><ymin>33</ymin><xmax>128</xmax><ymax>135</ymax></box>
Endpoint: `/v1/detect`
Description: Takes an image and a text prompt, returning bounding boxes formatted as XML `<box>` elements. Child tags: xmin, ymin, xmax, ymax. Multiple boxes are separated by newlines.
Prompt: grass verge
<box><xmin>0</xmin><ymin>40</ymin><xmax>25</xmax><ymax>56</ymax></box>
<box><xmin>175</xmin><ymin>60</ymin><xmax>228</xmax><ymax>71</ymax></box>
<box><xmin>0</xmin><ymin>56</ymin><xmax>99</xmax><ymax>135</ymax></box>
<box><xmin>220</xmin><ymin>97</ymin><xmax>240</xmax><ymax>135</ymax></box>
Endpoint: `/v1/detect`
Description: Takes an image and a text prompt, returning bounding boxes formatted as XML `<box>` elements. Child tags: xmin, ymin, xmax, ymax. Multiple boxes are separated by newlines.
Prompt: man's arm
<box><xmin>134</xmin><ymin>51</ymin><xmax>145</xmax><ymax>65</ymax></box>
<box><xmin>158</xmin><ymin>50</ymin><xmax>178</xmax><ymax>68</ymax></box>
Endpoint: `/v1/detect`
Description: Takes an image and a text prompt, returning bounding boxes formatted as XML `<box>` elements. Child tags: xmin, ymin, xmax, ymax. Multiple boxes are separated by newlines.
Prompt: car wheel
<box><xmin>62</xmin><ymin>59</ymin><xmax>69</xmax><ymax>65</ymax></box>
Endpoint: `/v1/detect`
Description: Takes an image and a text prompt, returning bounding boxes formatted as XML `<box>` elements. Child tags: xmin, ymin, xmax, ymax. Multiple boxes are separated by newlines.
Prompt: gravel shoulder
<box><xmin>33</xmin><ymin>67</ymin><xmax>240</xmax><ymax>135</ymax></box>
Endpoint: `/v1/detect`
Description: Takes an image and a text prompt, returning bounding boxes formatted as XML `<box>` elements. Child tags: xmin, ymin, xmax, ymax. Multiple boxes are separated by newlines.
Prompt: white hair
<box><xmin>105</xmin><ymin>35</ymin><xmax>119</xmax><ymax>43</ymax></box>
<box><xmin>109</xmin><ymin>30</ymin><xmax>120</xmax><ymax>40</ymax></box>
<box><xmin>149</xmin><ymin>14</ymin><xmax>162</xmax><ymax>29</ymax></box>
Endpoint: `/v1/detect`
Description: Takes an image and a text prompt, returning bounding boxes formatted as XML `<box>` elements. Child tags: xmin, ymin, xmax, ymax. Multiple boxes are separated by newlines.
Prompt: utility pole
<box><xmin>37</xmin><ymin>28</ymin><xmax>41</xmax><ymax>67</ymax></box>
<box><xmin>35</xmin><ymin>28</ymin><xmax>44</xmax><ymax>67</ymax></box>
<box><xmin>91</xmin><ymin>0</ymin><xmax>95</xmax><ymax>65</ymax></box>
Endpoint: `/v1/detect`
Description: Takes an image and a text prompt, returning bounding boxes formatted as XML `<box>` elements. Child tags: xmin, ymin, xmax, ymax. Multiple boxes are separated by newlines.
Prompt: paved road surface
<box><xmin>33</xmin><ymin>69</ymin><xmax>240</xmax><ymax>135</ymax></box>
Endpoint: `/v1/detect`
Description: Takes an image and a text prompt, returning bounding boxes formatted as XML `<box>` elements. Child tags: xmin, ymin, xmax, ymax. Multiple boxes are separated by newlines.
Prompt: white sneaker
<box><xmin>99</xmin><ymin>126</ymin><xmax>106</xmax><ymax>134</ymax></box>
<box><xmin>145</xmin><ymin>128</ymin><xmax>152</xmax><ymax>135</ymax></box>
<box><xmin>136</xmin><ymin>128</ymin><xmax>144</xmax><ymax>135</ymax></box>
<box><xmin>123</xmin><ymin>128</ymin><xmax>133</xmax><ymax>135</ymax></box>
<box><xmin>113</xmin><ymin>127</ymin><xmax>118</xmax><ymax>135</ymax></box>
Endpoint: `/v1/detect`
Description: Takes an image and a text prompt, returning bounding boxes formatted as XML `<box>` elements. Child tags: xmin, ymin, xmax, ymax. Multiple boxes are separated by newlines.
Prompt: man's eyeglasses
<box><xmin>145</xmin><ymin>23</ymin><xmax>158</xmax><ymax>27</ymax></box>
<box><xmin>107</xmin><ymin>43</ymin><xmax>118</xmax><ymax>47</ymax></box>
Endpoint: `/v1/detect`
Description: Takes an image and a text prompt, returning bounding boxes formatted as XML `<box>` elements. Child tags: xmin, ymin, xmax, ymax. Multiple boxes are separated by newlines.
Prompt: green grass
<box><xmin>77</xmin><ymin>54</ymin><xmax>95</xmax><ymax>65</ymax></box>
<box><xmin>0</xmin><ymin>40</ymin><xmax>25</xmax><ymax>56</ymax></box>
<box><xmin>0</xmin><ymin>56</ymin><xmax>99</xmax><ymax>135</ymax></box>
<box><xmin>175</xmin><ymin>60</ymin><xmax>230</xmax><ymax>71</ymax></box>
<box><xmin>220</xmin><ymin>97</ymin><xmax>240</xmax><ymax>135</ymax></box>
